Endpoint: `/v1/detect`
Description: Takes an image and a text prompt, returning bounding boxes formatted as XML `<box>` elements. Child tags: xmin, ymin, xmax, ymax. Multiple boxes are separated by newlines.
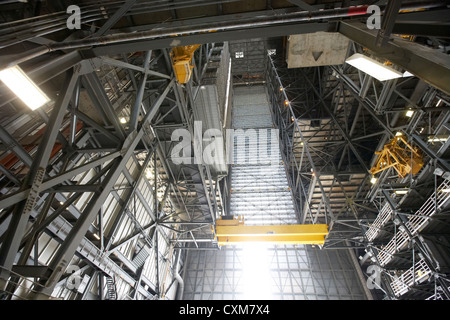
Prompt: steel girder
<box><xmin>339</xmin><ymin>21</ymin><xmax>450</xmax><ymax>97</ymax></box>
<box><xmin>0</xmin><ymin>44</ymin><xmax>215</xmax><ymax>299</ymax></box>
<box><xmin>322</xmin><ymin>42</ymin><xmax>450</xmax><ymax>299</ymax></box>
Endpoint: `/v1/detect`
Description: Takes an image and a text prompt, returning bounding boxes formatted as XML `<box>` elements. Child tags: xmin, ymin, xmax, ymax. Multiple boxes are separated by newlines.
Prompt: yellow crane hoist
<box><xmin>170</xmin><ymin>44</ymin><xmax>201</xmax><ymax>84</ymax></box>
<box><xmin>214</xmin><ymin>216</ymin><xmax>329</xmax><ymax>246</ymax></box>
<box><xmin>370</xmin><ymin>134</ymin><xmax>424</xmax><ymax>178</ymax></box>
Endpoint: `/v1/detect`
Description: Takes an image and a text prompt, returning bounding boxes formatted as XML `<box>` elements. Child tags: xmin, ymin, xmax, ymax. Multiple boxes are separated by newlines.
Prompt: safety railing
<box><xmin>389</xmin><ymin>258</ymin><xmax>432</xmax><ymax>297</ymax></box>
<box><xmin>365</xmin><ymin>202</ymin><xmax>393</xmax><ymax>242</ymax></box>
<box><xmin>426</xmin><ymin>285</ymin><xmax>450</xmax><ymax>300</ymax></box>
<box><xmin>0</xmin><ymin>265</ymin><xmax>49</xmax><ymax>300</ymax></box>
<box><xmin>377</xmin><ymin>178</ymin><xmax>450</xmax><ymax>266</ymax></box>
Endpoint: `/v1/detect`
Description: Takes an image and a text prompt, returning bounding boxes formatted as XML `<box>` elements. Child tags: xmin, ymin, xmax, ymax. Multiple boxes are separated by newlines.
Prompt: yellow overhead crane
<box><xmin>170</xmin><ymin>44</ymin><xmax>201</xmax><ymax>84</ymax></box>
<box><xmin>214</xmin><ymin>216</ymin><xmax>329</xmax><ymax>246</ymax></box>
<box><xmin>370</xmin><ymin>133</ymin><xmax>424</xmax><ymax>178</ymax></box>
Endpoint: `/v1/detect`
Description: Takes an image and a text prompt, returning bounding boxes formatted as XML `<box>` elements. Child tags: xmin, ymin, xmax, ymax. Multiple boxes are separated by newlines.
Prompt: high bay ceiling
<box><xmin>0</xmin><ymin>0</ymin><xmax>449</xmax><ymax>300</ymax></box>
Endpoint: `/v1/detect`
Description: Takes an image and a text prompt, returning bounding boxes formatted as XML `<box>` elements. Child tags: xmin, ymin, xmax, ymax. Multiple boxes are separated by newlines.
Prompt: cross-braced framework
<box><xmin>266</xmin><ymin>32</ymin><xmax>450</xmax><ymax>298</ymax></box>
<box><xmin>0</xmin><ymin>0</ymin><xmax>450</xmax><ymax>301</ymax></box>
<box><xmin>0</xmin><ymin>37</ymin><xmax>228</xmax><ymax>299</ymax></box>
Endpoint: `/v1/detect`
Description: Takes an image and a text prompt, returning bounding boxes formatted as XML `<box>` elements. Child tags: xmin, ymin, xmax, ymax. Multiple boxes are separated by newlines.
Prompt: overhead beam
<box><xmin>215</xmin><ymin>217</ymin><xmax>328</xmax><ymax>246</ymax></box>
<box><xmin>287</xmin><ymin>0</ymin><xmax>315</xmax><ymax>11</ymax></box>
<box><xmin>338</xmin><ymin>21</ymin><xmax>450</xmax><ymax>96</ymax></box>
<box><xmin>93</xmin><ymin>0</ymin><xmax>137</xmax><ymax>37</ymax></box>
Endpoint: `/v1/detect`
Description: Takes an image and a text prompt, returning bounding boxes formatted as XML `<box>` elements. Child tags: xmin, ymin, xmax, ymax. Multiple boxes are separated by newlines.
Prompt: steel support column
<box><xmin>0</xmin><ymin>68</ymin><xmax>80</xmax><ymax>279</ymax></box>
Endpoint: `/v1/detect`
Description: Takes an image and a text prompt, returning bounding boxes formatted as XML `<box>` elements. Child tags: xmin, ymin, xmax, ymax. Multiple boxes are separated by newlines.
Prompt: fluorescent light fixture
<box><xmin>345</xmin><ymin>53</ymin><xmax>403</xmax><ymax>82</ymax></box>
<box><xmin>395</xmin><ymin>189</ymin><xmax>408</xmax><ymax>195</ymax></box>
<box><xmin>436</xmin><ymin>99</ymin><xmax>442</xmax><ymax>107</ymax></box>
<box><xmin>428</xmin><ymin>136</ymin><xmax>448</xmax><ymax>142</ymax></box>
<box><xmin>406</xmin><ymin>109</ymin><xmax>414</xmax><ymax>117</ymax></box>
<box><xmin>441</xmin><ymin>188</ymin><xmax>450</xmax><ymax>193</ymax></box>
<box><xmin>93</xmin><ymin>233</ymin><xmax>101</xmax><ymax>240</ymax></box>
<box><xmin>403</xmin><ymin>71</ymin><xmax>414</xmax><ymax>77</ymax></box>
<box><xmin>370</xmin><ymin>177</ymin><xmax>377</xmax><ymax>184</ymax></box>
<box><xmin>0</xmin><ymin>65</ymin><xmax>50</xmax><ymax>110</ymax></box>
<box><xmin>395</xmin><ymin>131</ymin><xmax>403</xmax><ymax>136</ymax></box>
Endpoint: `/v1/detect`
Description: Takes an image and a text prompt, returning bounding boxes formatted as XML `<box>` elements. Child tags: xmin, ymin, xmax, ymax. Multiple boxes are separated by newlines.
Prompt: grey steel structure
<box><xmin>0</xmin><ymin>0</ymin><xmax>448</xmax><ymax>301</ymax></box>
<box><xmin>183</xmin><ymin>84</ymin><xmax>368</xmax><ymax>300</ymax></box>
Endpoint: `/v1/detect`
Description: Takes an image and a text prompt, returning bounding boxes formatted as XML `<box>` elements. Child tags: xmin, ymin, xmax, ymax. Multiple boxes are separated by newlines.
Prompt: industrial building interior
<box><xmin>0</xmin><ymin>0</ymin><xmax>449</xmax><ymax>301</ymax></box>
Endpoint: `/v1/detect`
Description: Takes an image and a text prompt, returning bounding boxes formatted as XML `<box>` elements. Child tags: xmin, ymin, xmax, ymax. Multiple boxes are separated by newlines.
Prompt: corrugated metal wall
<box><xmin>183</xmin><ymin>245</ymin><xmax>366</xmax><ymax>300</ymax></box>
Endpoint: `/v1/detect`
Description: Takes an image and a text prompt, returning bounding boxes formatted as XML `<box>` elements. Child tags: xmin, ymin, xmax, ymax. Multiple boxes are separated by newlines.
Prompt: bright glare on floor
<box><xmin>241</xmin><ymin>243</ymin><xmax>273</xmax><ymax>299</ymax></box>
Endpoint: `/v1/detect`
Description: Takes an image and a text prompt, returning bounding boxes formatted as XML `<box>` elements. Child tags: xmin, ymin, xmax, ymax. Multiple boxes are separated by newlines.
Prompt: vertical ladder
<box><xmin>105</xmin><ymin>275</ymin><xmax>117</xmax><ymax>300</ymax></box>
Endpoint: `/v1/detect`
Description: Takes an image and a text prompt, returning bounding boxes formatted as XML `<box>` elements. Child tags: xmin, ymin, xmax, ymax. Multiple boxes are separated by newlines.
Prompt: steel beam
<box><xmin>0</xmin><ymin>151</ymin><xmax>121</xmax><ymax>210</ymax></box>
<box><xmin>0</xmin><ymin>125</ymin><xmax>34</xmax><ymax>168</ymax></box>
<box><xmin>0</xmin><ymin>68</ymin><xmax>80</xmax><ymax>279</ymax></box>
<box><xmin>32</xmin><ymin>75</ymin><xmax>174</xmax><ymax>297</ymax></box>
<box><xmin>339</xmin><ymin>21</ymin><xmax>450</xmax><ymax>96</ymax></box>
<box><xmin>93</xmin><ymin>0</ymin><xmax>137</xmax><ymax>37</ymax></box>
<box><xmin>411</xmin><ymin>133</ymin><xmax>450</xmax><ymax>172</ymax></box>
<box><xmin>300</xmin><ymin>70</ymin><xmax>370</xmax><ymax>173</ymax></box>
<box><xmin>83</xmin><ymin>72</ymin><xmax>127</xmax><ymax>140</ymax></box>
<box><xmin>287</xmin><ymin>0</ymin><xmax>315</xmax><ymax>11</ymax></box>
<box><xmin>215</xmin><ymin>219</ymin><xmax>328</xmax><ymax>246</ymax></box>
<box><xmin>129</xmin><ymin>50</ymin><xmax>152</xmax><ymax>132</ymax></box>
<box><xmin>104</xmin><ymin>150</ymin><xmax>154</xmax><ymax>251</ymax></box>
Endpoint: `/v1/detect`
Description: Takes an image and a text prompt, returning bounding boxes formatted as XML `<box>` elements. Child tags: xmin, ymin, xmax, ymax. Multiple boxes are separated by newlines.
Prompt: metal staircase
<box><xmin>365</xmin><ymin>201</ymin><xmax>393</xmax><ymax>242</ymax></box>
<box><xmin>377</xmin><ymin>178</ymin><xmax>450</xmax><ymax>267</ymax></box>
<box><xmin>367</xmin><ymin>177</ymin><xmax>450</xmax><ymax>298</ymax></box>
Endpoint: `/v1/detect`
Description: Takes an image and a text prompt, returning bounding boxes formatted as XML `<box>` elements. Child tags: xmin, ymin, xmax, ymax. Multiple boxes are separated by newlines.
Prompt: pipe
<box><xmin>174</xmin><ymin>249</ymin><xmax>184</xmax><ymax>300</ymax></box>
<box><xmin>1</xmin><ymin>1</ymin><xmax>445</xmax><ymax>69</ymax></box>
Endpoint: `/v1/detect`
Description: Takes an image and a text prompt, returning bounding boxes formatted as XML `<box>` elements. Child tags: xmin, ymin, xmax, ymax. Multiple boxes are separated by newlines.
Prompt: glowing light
<box><xmin>0</xmin><ymin>65</ymin><xmax>51</xmax><ymax>110</ymax></box>
<box><xmin>242</xmin><ymin>243</ymin><xmax>273</xmax><ymax>299</ymax></box>
<box><xmin>345</xmin><ymin>53</ymin><xmax>403</xmax><ymax>82</ymax></box>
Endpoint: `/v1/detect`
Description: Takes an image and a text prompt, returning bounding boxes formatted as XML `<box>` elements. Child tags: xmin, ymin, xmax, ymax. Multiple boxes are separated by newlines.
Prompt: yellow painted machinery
<box><xmin>370</xmin><ymin>134</ymin><xmax>424</xmax><ymax>178</ymax></box>
<box><xmin>170</xmin><ymin>44</ymin><xmax>201</xmax><ymax>84</ymax></box>
<box><xmin>214</xmin><ymin>216</ymin><xmax>328</xmax><ymax>246</ymax></box>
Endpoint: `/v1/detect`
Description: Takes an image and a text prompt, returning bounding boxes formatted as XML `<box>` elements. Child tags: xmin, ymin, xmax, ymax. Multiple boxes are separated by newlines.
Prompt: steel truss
<box><xmin>0</xmin><ymin>0</ymin><xmax>450</xmax><ymax>301</ymax></box>
<box><xmin>0</xmin><ymin>37</ymin><xmax>226</xmax><ymax>299</ymax></box>
<box><xmin>266</xmin><ymin>31</ymin><xmax>450</xmax><ymax>298</ymax></box>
